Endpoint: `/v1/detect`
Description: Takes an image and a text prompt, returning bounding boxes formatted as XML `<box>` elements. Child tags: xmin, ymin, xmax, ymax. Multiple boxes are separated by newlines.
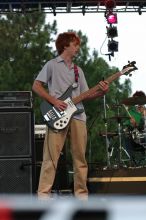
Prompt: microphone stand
<box><xmin>116</xmin><ymin>103</ymin><xmax>130</xmax><ymax>166</ymax></box>
<box><xmin>103</xmin><ymin>94</ymin><xmax>111</xmax><ymax>167</ymax></box>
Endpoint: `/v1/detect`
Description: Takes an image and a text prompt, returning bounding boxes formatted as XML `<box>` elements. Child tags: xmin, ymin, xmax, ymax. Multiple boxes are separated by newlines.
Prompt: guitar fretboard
<box><xmin>72</xmin><ymin>71</ymin><xmax>123</xmax><ymax>105</ymax></box>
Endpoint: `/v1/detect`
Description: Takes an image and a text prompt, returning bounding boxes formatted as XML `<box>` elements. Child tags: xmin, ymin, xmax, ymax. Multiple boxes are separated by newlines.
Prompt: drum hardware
<box><xmin>123</xmin><ymin>104</ymin><xmax>132</xmax><ymax>116</ymax></box>
<box><xmin>122</xmin><ymin>96</ymin><xmax>146</xmax><ymax>106</ymax></box>
<box><xmin>108</xmin><ymin>116</ymin><xmax>130</xmax><ymax>120</ymax></box>
<box><xmin>99</xmin><ymin>131</ymin><xmax>118</xmax><ymax>156</ymax></box>
<box><xmin>98</xmin><ymin>131</ymin><xmax>118</xmax><ymax>158</ymax></box>
<box><xmin>132</xmin><ymin>130</ymin><xmax>146</xmax><ymax>148</ymax></box>
<box><xmin>110</xmin><ymin>104</ymin><xmax>123</xmax><ymax>109</ymax></box>
<box><xmin>100</xmin><ymin>97</ymin><xmax>132</xmax><ymax>167</ymax></box>
<box><xmin>99</xmin><ymin>132</ymin><xmax>118</xmax><ymax>138</ymax></box>
<box><xmin>107</xmin><ymin>103</ymin><xmax>131</xmax><ymax>166</ymax></box>
<box><xmin>114</xmin><ymin>115</ymin><xmax>131</xmax><ymax>165</ymax></box>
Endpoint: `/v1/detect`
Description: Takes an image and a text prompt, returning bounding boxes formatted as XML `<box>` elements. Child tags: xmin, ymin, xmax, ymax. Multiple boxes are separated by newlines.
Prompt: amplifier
<box><xmin>0</xmin><ymin>91</ymin><xmax>32</xmax><ymax>108</ymax></box>
<box><xmin>35</xmin><ymin>124</ymin><xmax>46</xmax><ymax>139</ymax></box>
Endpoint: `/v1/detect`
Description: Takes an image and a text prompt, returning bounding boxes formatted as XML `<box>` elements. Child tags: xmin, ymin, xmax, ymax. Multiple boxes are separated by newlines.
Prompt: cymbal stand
<box><xmin>116</xmin><ymin>107</ymin><xmax>130</xmax><ymax>166</ymax></box>
<box><xmin>103</xmin><ymin>95</ymin><xmax>111</xmax><ymax>167</ymax></box>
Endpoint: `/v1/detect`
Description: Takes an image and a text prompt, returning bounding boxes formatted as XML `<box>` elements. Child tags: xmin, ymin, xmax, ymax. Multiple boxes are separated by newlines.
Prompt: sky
<box><xmin>46</xmin><ymin>12</ymin><xmax>146</xmax><ymax>96</ymax></box>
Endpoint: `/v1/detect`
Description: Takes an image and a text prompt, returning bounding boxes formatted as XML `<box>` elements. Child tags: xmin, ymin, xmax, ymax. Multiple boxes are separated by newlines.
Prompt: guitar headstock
<box><xmin>122</xmin><ymin>61</ymin><xmax>138</xmax><ymax>76</ymax></box>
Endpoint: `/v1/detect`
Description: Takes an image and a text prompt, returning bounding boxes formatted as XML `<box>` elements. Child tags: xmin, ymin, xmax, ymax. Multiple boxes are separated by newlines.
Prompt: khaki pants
<box><xmin>38</xmin><ymin>119</ymin><xmax>88</xmax><ymax>199</ymax></box>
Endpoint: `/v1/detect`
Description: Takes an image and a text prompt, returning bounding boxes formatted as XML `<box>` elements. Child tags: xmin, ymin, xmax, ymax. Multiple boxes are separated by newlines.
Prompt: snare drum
<box><xmin>137</xmin><ymin>132</ymin><xmax>146</xmax><ymax>147</ymax></box>
<box><xmin>133</xmin><ymin>130</ymin><xmax>146</xmax><ymax>147</ymax></box>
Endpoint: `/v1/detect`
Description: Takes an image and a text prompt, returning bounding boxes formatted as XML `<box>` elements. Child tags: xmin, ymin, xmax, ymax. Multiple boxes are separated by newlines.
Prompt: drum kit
<box><xmin>101</xmin><ymin>95</ymin><xmax>146</xmax><ymax>167</ymax></box>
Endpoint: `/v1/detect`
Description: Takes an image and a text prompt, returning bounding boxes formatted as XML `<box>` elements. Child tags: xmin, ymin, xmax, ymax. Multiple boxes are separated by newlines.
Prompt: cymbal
<box><xmin>108</xmin><ymin>116</ymin><xmax>130</xmax><ymax>120</ymax></box>
<box><xmin>122</xmin><ymin>96</ymin><xmax>146</xmax><ymax>105</ymax></box>
<box><xmin>98</xmin><ymin>132</ymin><xmax>118</xmax><ymax>137</ymax></box>
<box><xmin>111</xmin><ymin>104</ymin><xmax>123</xmax><ymax>108</ymax></box>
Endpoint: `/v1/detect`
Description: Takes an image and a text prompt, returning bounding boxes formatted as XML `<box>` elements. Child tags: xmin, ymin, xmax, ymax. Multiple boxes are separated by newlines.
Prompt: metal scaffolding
<box><xmin>0</xmin><ymin>0</ymin><xmax>146</xmax><ymax>14</ymax></box>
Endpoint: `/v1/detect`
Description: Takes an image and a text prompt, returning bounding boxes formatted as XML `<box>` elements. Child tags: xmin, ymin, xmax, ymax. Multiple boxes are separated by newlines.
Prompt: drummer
<box><xmin>124</xmin><ymin>91</ymin><xmax>146</xmax><ymax>132</ymax></box>
<box><xmin>123</xmin><ymin>91</ymin><xmax>146</xmax><ymax>165</ymax></box>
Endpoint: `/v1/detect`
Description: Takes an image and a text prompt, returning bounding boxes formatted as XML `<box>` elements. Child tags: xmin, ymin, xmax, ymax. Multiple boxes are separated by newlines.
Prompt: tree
<box><xmin>0</xmin><ymin>12</ymin><xmax>57</xmax><ymax>120</ymax></box>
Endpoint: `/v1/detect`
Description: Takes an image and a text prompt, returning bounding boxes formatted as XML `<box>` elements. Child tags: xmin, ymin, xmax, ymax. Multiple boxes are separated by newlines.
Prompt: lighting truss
<box><xmin>1</xmin><ymin>1</ymin><xmax>146</xmax><ymax>14</ymax></box>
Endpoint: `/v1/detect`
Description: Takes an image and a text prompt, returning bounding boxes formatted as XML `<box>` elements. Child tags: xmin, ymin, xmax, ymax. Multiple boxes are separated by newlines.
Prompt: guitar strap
<box><xmin>73</xmin><ymin>64</ymin><xmax>84</xmax><ymax>114</ymax></box>
<box><xmin>74</xmin><ymin>64</ymin><xmax>79</xmax><ymax>83</ymax></box>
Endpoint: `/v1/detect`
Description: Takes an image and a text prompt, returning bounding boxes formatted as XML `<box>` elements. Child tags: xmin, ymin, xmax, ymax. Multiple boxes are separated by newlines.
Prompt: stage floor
<box><xmin>88</xmin><ymin>166</ymin><xmax>146</xmax><ymax>195</ymax></box>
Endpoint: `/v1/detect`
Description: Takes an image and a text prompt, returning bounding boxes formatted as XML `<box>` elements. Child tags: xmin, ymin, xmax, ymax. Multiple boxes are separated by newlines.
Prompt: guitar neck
<box><xmin>72</xmin><ymin>71</ymin><xmax>122</xmax><ymax>105</ymax></box>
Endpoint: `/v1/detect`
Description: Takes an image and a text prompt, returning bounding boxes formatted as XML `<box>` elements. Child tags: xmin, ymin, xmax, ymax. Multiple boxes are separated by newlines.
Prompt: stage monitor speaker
<box><xmin>0</xmin><ymin>109</ymin><xmax>33</xmax><ymax>157</ymax></box>
<box><xmin>0</xmin><ymin>158</ymin><xmax>33</xmax><ymax>193</ymax></box>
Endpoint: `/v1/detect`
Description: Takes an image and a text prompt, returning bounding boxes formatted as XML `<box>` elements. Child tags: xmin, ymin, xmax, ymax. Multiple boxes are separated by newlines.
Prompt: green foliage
<box><xmin>0</xmin><ymin>12</ymin><xmax>57</xmax><ymax>122</ymax></box>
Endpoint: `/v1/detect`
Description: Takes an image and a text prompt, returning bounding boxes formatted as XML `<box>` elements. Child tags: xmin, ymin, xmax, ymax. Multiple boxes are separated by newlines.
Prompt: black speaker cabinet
<box><xmin>0</xmin><ymin>108</ymin><xmax>35</xmax><ymax>194</ymax></box>
<box><xmin>0</xmin><ymin>158</ymin><xmax>33</xmax><ymax>193</ymax></box>
<box><xmin>0</xmin><ymin>109</ymin><xmax>33</xmax><ymax>157</ymax></box>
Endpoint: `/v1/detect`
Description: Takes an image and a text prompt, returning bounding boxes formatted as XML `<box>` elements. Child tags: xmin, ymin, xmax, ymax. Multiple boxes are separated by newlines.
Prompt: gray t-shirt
<box><xmin>35</xmin><ymin>56</ymin><xmax>89</xmax><ymax>121</ymax></box>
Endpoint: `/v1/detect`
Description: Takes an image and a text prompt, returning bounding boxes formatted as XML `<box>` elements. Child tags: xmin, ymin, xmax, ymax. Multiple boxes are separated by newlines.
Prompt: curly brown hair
<box><xmin>133</xmin><ymin>91</ymin><xmax>146</xmax><ymax>97</ymax></box>
<box><xmin>55</xmin><ymin>32</ymin><xmax>80</xmax><ymax>55</ymax></box>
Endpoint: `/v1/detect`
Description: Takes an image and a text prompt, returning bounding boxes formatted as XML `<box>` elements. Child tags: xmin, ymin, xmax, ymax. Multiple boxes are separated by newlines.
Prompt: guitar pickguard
<box><xmin>41</xmin><ymin>97</ymin><xmax>78</xmax><ymax>130</ymax></box>
<box><xmin>54</xmin><ymin>97</ymin><xmax>78</xmax><ymax>129</ymax></box>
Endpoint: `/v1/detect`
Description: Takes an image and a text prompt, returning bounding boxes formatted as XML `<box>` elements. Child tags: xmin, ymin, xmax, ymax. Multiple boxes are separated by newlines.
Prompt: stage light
<box><xmin>106</xmin><ymin>12</ymin><xmax>117</xmax><ymax>24</ymax></box>
<box><xmin>108</xmin><ymin>39</ymin><xmax>118</xmax><ymax>52</ymax></box>
<box><xmin>138</xmin><ymin>5</ymin><xmax>143</xmax><ymax>15</ymax></box>
<box><xmin>82</xmin><ymin>5</ymin><xmax>86</xmax><ymax>16</ymax></box>
<box><xmin>107</xmin><ymin>26</ymin><xmax>118</xmax><ymax>38</ymax></box>
<box><xmin>105</xmin><ymin>0</ymin><xmax>116</xmax><ymax>9</ymax></box>
<box><xmin>52</xmin><ymin>6</ymin><xmax>56</xmax><ymax>16</ymax></box>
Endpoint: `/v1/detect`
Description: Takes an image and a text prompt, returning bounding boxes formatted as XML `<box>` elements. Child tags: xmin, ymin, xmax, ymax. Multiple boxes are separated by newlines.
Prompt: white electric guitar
<box><xmin>40</xmin><ymin>61</ymin><xmax>137</xmax><ymax>131</ymax></box>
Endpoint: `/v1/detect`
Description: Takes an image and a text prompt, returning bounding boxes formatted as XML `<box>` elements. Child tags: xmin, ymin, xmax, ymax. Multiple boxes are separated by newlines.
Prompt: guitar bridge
<box><xmin>53</xmin><ymin>107</ymin><xmax>66</xmax><ymax>118</ymax></box>
<box><xmin>44</xmin><ymin>107</ymin><xmax>67</xmax><ymax>122</ymax></box>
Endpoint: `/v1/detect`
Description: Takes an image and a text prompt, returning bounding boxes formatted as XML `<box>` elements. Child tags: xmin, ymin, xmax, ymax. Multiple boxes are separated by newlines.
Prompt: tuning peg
<box><xmin>128</xmin><ymin>60</ymin><xmax>136</xmax><ymax>65</ymax></box>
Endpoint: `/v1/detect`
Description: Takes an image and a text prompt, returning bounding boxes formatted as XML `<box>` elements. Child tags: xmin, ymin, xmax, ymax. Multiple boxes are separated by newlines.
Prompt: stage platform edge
<box><xmin>88</xmin><ymin>167</ymin><xmax>146</xmax><ymax>195</ymax></box>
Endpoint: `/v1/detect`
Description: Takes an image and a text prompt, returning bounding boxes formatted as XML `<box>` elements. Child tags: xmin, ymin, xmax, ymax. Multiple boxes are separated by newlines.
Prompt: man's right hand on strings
<box><xmin>53</xmin><ymin>99</ymin><xmax>67</xmax><ymax>111</ymax></box>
